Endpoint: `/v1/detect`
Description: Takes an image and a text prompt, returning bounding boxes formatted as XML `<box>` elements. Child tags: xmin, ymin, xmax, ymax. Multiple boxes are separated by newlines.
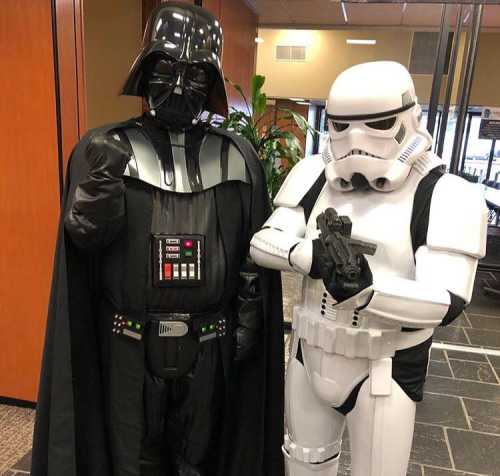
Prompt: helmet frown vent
<box><xmin>395</xmin><ymin>124</ymin><xmax>406</xmax><ymax>144</ymax></box>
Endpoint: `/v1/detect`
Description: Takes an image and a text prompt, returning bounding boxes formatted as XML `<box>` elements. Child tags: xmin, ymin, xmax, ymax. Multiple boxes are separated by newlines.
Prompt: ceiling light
<box><xmin>346</xmin><ymin>39</ymin><xmax>377</xmax><ymax>45</ymax></box>
<box><xmin>341</xmin><ymin>2</ymin><xmax>348</xmax><ymax>23</ymax></box>
<box><xmin>297</xmin><ymin>101</ymin><xmax>310</xmax><ymax>106</ymax></box>
<box><xmin>290</xmin><ymin>98</ymin><xmax>305</xmax><ymax>102</ymax></box>
<box><xmin>255</xmin><ymin>37</ymin><xmax>264</xmax><ymax>44</ymax></box>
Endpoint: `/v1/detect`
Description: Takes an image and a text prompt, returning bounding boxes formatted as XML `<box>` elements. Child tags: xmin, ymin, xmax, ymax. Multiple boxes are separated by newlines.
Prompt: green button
<box><xmin>210</xmin><ymin>324</ymin><xmax>215</xmax><ymax>331</ymax></box>
<box><xmin>127</xmin><ymin>321</ymin><xmax>133</xmax><ymax>327</ymax></box>
<box><xmin>201</xmin><ymin>326</ymin><xmax>207</xmax><ymax>333</ymax></box>
<box><xmin>136</xmin><ymin>323</ymin><xmax>141</xmax><ymax>330</ymax></box>
<box><xmin>184</xmin><ymin>250</ymin><xmax>193</xmax><ymax>257</ymax></box>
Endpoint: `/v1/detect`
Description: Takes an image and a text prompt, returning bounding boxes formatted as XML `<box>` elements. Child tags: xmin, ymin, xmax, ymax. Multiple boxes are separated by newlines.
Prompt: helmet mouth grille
<box><xmin>337</xmin><ymin>149</ymin><xmax>383</xmax><ymax>160</ymax></box>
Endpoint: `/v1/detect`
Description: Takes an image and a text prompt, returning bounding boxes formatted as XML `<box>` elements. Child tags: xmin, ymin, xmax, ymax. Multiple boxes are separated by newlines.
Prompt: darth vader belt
<box><xmin>149</xmin><ymin>311</ymin><xmax>227</xmax><ymax>342</ymax></box>
<box><xmin>112</xmin><ymin>310</ymin><xmax>227</xmax><ymax>343</ymax></box>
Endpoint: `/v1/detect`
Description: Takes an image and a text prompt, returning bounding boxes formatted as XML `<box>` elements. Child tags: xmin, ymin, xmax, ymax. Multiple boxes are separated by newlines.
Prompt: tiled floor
<box><xmin>2</xmin><ymin>272</ymin><xmax>500</xmax><ymax>476</ymax></box>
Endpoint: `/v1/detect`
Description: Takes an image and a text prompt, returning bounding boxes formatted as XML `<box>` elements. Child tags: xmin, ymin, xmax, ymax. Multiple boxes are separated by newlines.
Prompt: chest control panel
<box><xmin>152</xmin><ymin>234</ymin><xmax>204</xmax><ymax>287</ymax></box>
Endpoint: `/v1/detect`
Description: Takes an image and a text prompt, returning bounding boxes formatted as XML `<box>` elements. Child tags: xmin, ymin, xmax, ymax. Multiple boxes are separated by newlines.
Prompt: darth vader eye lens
<box><xmin>153</xmin><ymin>59</ymin><xmax>176</xmax><ymax>76</ymax></box>
<box><xmin>331</xmin><ymin>121</ymin><xmax>349</xmax><ymax>132</ymax></box>
<box><xmin>365</xmin><ymin>117</ymin><xmax>397</xmax><ymax>130</ymax></box>
<box><xmin>186</xmin><ymin>66</ymin><xmax>208</xmax><ymax>84</ymax></box>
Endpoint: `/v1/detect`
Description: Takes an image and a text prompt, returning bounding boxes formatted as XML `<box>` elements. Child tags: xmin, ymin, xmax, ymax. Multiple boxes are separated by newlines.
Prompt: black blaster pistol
<box><xmin>316</xmin><ymin>208</ymin><xmax>377</xmax><ymax>293</ymax></box>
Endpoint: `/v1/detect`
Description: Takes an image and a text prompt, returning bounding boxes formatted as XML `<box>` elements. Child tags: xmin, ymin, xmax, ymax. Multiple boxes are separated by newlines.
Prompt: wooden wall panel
<box><xmin>210</xmin><ymin>0</ymin><xmax>258</xmax><ymax>110</ymax></box>
<box><xmin>84</xmin><ymin>0</ymin><xmax>143</xmax><ymax>129</ymax></box>
<box><xmin>56</xmin><ymin>0</ymin><xmax>86</xmax><ymax>169</ymax></box>
<box><xmin>0</xmin><ymin>0</ymin><xmax>61</xmax><ymax>401</ymax></box>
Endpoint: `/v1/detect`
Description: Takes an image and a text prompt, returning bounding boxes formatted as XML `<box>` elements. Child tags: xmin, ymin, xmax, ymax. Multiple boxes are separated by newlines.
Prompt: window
<box><xmin>462</xmin><ymin>114</ymin><xmax>493</xmax><ymax>181</ymax></box>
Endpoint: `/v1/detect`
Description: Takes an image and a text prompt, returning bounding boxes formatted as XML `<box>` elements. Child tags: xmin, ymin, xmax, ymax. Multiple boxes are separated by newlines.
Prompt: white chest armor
<box><xmin>294</xmin><ymin>167</ymin><xmax>428</xmax><ymax>360</ymax></box>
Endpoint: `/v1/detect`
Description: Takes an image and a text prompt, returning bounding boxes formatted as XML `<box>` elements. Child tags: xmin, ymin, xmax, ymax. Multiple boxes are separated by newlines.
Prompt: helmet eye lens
<box><xmin>365</xmin><ymin>117</ymin><xmax>397</xmax><ymax>130</ymax></box>
<box><xmin>331</xmin><ymin>121</ymin><xmax>349</xmax><ymax>132</ymax></box>
<box><xmin>186</xmin><ymin>65</ymin><xmax>208</xmax><ymax>84</ymax></box>
<box><xmin>152</xmin><ymin>58</ymin><xmax>176</xmax><ymax>77</ymax></box>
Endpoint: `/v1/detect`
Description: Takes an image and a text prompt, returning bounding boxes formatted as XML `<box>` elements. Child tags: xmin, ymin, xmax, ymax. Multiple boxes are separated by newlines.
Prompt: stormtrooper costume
<box><xmin>250</xmin><ymin>61</ymin><xmax>487</xmax><ymax>476</ymax></box>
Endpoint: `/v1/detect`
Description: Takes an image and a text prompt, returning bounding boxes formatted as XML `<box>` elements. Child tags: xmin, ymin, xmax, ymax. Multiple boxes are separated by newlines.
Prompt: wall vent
<box><xmin>276</xmin><ymin>45</ymin><xmax>306</xmax><ymax>62</ymax></box>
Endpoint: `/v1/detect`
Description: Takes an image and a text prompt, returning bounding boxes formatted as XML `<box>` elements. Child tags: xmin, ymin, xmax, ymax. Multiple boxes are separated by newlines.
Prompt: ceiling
<box><xmin>247</xmin><ymin>1</ymin><xmax>500</xmax><ymax>29</ymax></box>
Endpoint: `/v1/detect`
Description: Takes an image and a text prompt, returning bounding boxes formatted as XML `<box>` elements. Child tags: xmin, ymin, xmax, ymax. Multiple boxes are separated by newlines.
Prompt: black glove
<box><xmin>310</xmin><ymin>238</ymin><xmax>373</xmax><ymax>303</ymax></box>
<box><xmin>65</xmin><ymin>131</ymin><xmax>131</xmax><ymax>249</ymax></box>
<box><xmin>234</xmin><ymin>259</ymin><xmax>263</xmax><ymax>362</ymax></box>
<box><xmin>86</xmin><ymin>131</ymin><xmax>131</xmax><ymax>179</ymax></box>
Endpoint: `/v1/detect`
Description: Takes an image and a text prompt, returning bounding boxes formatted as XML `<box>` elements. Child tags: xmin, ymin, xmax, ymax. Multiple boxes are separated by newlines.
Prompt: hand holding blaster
<box><xmin>314</xmin><ymin>208</ymin><xmax>377</xmax><ymax>301</ymax></box>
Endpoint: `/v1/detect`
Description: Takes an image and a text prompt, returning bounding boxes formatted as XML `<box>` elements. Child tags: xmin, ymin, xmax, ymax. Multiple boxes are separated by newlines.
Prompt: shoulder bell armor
<box><xmin>122</xmin><ymin>127</ymin><xmax>249</xmax><ymax>193</ymax></box>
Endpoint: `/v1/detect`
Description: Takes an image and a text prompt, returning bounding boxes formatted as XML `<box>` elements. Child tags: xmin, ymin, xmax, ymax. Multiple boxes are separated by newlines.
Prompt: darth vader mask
<box><xmin>144</xmin><ymin>55</ymin><xmax>214</xmax><ymax>130</ymax></box>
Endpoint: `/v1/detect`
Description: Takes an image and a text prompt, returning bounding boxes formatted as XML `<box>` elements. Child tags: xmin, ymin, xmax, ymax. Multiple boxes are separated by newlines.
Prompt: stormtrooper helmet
<box><xmin>324</xmin><ymin>61</ymin><xmax>432</xmax><ymax>192</ymax></box>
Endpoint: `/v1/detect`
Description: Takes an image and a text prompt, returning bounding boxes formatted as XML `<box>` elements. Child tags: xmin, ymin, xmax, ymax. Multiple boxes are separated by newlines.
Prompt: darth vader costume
<box><xmin>31</xmin><ymin>4</ymin><xmax>284</xmax><ymax>476</ymax></box>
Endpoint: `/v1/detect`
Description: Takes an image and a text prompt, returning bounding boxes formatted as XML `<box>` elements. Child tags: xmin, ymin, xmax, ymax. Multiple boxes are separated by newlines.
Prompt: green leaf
<box><xmin>251</xmin><ymin>76</ymin><xmax>267</xmax><ymax>119</ymax></box>
<box><xmin>279</xmin><ymin>108</ymin><xmax>319</xmax><ymax>138</ymax></box>
<box><xmin>217</xmin><ymin>74</ymin><xmax>315</xmax><ymax>202</ymax></box>
<box><xmin>251</xmin><ymin>75</ymin><xmax>266</xmax><ymax>102</ymax></box>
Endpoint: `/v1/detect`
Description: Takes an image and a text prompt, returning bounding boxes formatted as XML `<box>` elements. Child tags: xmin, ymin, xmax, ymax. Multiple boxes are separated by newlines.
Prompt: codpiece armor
<box><xmin>31</xmin><ymin>4</ymin><xmax>284</xmax><ymax>476</ymax></box>
<box><xmin>250</xmin><ymin>61</ymin><xmax>487</xmax><ymax>476</ymax></box>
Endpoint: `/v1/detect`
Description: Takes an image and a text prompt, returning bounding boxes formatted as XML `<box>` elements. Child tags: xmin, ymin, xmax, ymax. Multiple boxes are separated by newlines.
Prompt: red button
<box><xmin>164</xmin><ymin>263</ymin><xmax>172</xmax><ymax>280</ymax></box>
<box><xmin>184</xmin><ymin>240</ymin><xmax>193</xmax><ymax>248</ymax></box>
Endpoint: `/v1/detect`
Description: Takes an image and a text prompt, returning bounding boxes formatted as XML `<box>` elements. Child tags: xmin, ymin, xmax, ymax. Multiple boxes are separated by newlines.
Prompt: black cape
<box><xmin>31</xmin><ymin>119</ymin><xmax>284</xmax><ymax>476</ymax></box>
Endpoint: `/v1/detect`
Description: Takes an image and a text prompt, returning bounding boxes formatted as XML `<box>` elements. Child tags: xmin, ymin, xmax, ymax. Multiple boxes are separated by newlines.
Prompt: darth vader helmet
<box><xmin>324</xmin><ymin>61</ymin><xmax>432</xmax><ymax>192</ymax></box>
<box><xmin>121</xmin><ymin>2</ymin><xmax>228</xmax><ymax>129</ymax></box>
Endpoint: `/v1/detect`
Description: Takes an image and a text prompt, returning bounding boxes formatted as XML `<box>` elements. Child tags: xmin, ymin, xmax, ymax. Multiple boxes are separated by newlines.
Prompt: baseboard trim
<box><xmin>0</xmin><ymin>396</ymin><xmax>36</xmax><ymax>409</ymax></box>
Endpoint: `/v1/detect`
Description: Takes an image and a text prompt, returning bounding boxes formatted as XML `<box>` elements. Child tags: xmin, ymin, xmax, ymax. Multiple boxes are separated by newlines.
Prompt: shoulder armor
<box><xmin>274</xmin><ymin>155</ymin><xmax>325</xmax><ymax>207</ymax></box>
<box><xmin>122</xmin><ymin>126</ymin><xmax>249</xmax><ymax>193</ymax></box>
<box><xmin>427</xmin><ymin>173</ymin><xmax>487</xmax><ymax>258</ymax></box>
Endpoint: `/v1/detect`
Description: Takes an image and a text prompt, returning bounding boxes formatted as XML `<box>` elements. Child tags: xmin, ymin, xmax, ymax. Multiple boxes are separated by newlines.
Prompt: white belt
<box><xmin>293</xmin><ymin>306</ymin><xmax>433</xmax><ymax>360</ymax></box>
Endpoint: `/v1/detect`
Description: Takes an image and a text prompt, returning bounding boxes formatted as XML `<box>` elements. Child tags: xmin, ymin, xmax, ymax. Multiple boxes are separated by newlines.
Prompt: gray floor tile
<box><xmin>431</xmin><ymin>349</ymin><xmax>447</xmax><ymax>362</ymax></box>
<box><xmin>423</xmin><ymin>466</ymin><xmax>488</xmax><ymax>476</ymax></box>
<box><xmin>465</xmin><ymin>328</ymin><xmax>500</xmax><ymax>349</ymax></box>
<box><xmin>408</xmin><ymin>463</ymin><xmax>424</xmax><ymax>476</ymax></box>
<box><xmin>11</xmin><ymin>452</ymin><xmax>30</xmax><ymax>472</ymax></box>
<box><xmin>416</xmin><ymin>394</ymin><xmax>468</xmax><ymax>429</ymax></box>
<box><xmin>448</xmin><ymin>314</ymin><xmax>471</xmax><ymax>328</ymax></box>
<box><xmin>339</xmin><ymin>453</ymin><xmax>422</xmax><ymax>475</ymax></box>
<box><xmin>447</xmin><ymin>428</ymin><xmax>500</xmax><ymax>475</ymax></box>
<box><xmin>468</xmin><ymin>314</ymin><xmax>500</xmax><ymax>331</ymax></box>
<box><xmin>445</xmin><ymin>350</ymin><xmax>488</xmax><ymax>362</ymax></box>
<box><xmin>428</xmin><ymin>361</ymin><xmax>453</xmax><ymax>378</ymax></box>
<box><xmin>410</xmin><ymin>423</ymin><xmax>452</xmax><ymax>468</ymax></box>
<box><xmin>489</xmin><ymin>354</ymin><xmax>500</xmax><ymax>371</ymax></box>
<box><xmin>424</xmin><ymin>376</ymin><xmax>500</xmax><ymax>403</ymax></box>
<box><xmin>449</xmin><ymin>360</ymin><xmax>499</xmax><ymax>384</ymax></box>
<box><xmin>433</xmin><ymin>327</ymin><xmax>470</xmax><ymax>345</ymax></box>
<box><xmin>467</xmin><ymin>280</ymin><xmax>500</xmax><ymax>317</ymax></box>
<box><xmin>463</xmin><ymin>398</ymin><xmax>500</xmax><ymax>434</ymax></box>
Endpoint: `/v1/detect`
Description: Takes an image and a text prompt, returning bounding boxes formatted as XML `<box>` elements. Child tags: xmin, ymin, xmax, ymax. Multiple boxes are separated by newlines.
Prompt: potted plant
<box><xmin>217</xmin><ymin>75</ymin><xmax>317</xmax><ymax>200</ymax></box>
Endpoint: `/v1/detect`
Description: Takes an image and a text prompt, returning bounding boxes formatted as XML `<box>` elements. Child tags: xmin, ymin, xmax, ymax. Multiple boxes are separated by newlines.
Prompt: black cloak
<box><xmin>31</xmin><ymin>119</ymin><xmax>284</xmax><ymax>476</ymax></box>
